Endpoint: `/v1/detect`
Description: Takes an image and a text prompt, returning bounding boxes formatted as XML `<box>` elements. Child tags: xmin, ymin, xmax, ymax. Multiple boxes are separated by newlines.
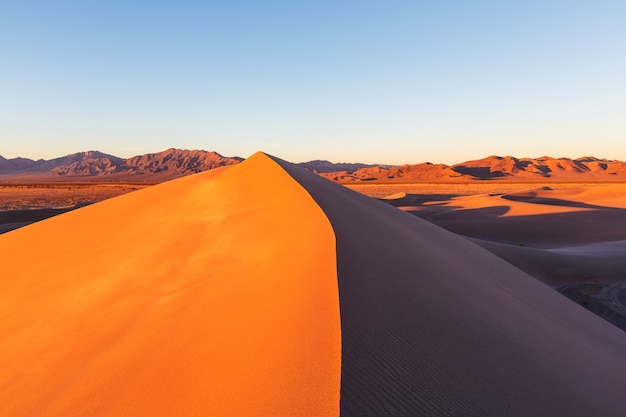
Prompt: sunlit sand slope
<box><xmin>0</xmin><ymin>153</ymin><xmax>340</xmax><ymax>416</ymax></box>
<box><xmin>274</xmin><ymin>157</ymin><xmax>626</xmax><ymax>417</ymax></box>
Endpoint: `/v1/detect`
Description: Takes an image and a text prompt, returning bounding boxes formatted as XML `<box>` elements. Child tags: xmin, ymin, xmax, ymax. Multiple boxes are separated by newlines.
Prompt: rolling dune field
<box><xmin>1</xmin><ymin>155</ymin><xmax>625</xmax><ymax>416</ymax></box>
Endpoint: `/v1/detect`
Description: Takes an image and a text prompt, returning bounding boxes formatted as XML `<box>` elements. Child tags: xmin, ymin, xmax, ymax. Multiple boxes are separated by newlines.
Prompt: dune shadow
<box><xmin>413</xmin><ymin>206</ymin><xmax>626</xmax><ymax>248</ymax></box>
<box><xmin>378</xmin><ymin>193</ymin><xmax>461</xmax><ymax>207</ymax></box>
<box><xmin>501</xmin><ymin>195</ymin><xmax>604</xmax><ymax>209</ymax></box>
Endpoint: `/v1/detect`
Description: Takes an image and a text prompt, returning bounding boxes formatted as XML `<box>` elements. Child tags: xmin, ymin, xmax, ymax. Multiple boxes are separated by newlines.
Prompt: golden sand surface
<box><xmin>388</xmin><ymin>183</ymin><xmax>626</xmax><ymax>216</ymax></box>
<box><xmin>349</xmin><ymin>182</ymin><xmax>626</xmax><ymax>219</ymax></box>
<box><xmin>0</xmin><ymin>153</ymin><xmax>340</xmax><ymax>416</ymax></box>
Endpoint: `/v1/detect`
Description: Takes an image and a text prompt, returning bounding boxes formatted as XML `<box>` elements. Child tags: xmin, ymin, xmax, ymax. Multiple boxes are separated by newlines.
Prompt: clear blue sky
<box><xmin>1</xmin><ymin>1</ymin><xmax>625</xmax><ymax>164</ymax></box>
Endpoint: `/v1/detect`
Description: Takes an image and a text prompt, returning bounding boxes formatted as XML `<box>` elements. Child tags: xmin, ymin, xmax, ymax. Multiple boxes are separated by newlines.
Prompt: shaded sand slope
<box><xmin>471</xmin><ymin>238</ymin><xmax>626</xmax><ymax>287</ymax></box>
<box><xmin>274</xmin><ymin>157</ymin><xmax>626</xmax><ymax>417</ymax></box>
<box><xmin>0</xmin><ymin>153</ymin><xmax>340</xmax><ymax>416</ymax></box>
<box><xmin>430</xmin><ymin>208</ymin><xmax>626</xmax><ymax>247</ymax></box>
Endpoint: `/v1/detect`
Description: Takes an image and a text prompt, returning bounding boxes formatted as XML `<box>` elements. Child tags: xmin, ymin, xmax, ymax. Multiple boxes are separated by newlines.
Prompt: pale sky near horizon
<box><xmin>1</xmin><ymin>1</ymin><xmax>625</xmax><ymax>165</ymax></box>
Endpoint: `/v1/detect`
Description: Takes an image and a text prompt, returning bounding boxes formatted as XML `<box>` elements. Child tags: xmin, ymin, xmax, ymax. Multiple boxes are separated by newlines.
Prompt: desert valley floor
<box><xmin>1</xmin><ymin>155</ymin><xmax>625</xmax><ymax>416</ymax></box>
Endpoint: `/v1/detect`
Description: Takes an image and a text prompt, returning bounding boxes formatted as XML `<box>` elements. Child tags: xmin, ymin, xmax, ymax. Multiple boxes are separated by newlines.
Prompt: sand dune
<box><xmin>380</xmin><ymin>183</ymin><xmax>626</xmax><ymax>333</ymax></box>
<box><xmin>400</xmin><ymin>185</ymin><xmax>626</xmax><ymax>247</ymax></box>
<box><xmin>1</xmin><ymin>153</ymin><xmax>626</xmax><ymax>416</ymax></box>
<box><xmin>472</xmin><ymin>238</ymin><xmax>626</xmax><ymax>285</ymax></box>
<box><xmin>505</xmin><ymin>183</ymin><xmax>626</xmax><ymax>209</ymax></box>
<box><xmin>275</xmin><ymin>156</ymin><xmax>626</xmax><ymax>417</ymax></box>
<box><xmin>439</xmin><ymin>191</ymin><xmax>590</xmax><ymax>217</ymax></box>
<box><xmin>0</xmin><ymin>154</ymin><xmax>340</xmax><ymax>416</ymax></box>
<box><xmin>369</xmin><ymin>181</ymin><xmax>626</xmax><ymax>339</ymax></box>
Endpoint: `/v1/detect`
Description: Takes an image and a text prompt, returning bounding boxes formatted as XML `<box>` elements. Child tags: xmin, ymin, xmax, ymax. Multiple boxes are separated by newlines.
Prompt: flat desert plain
<box><xmin>0</xmin><ymin>183</ymin><xmax>152</xmax><ymax>234</ymax></box>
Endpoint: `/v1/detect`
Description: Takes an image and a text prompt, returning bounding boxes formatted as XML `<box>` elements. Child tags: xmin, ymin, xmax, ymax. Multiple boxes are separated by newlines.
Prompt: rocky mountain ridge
<box><xmin>2</xmin><ymin>151</ymin><xmax>626</xmax><ymax>182</ymax></box>
<box><xmin>297</xmin><ymin>160</ymin><xmax>396</xmax><ymax>173</ymax></box>
<box><xmin>318</xmin><ymin>155</ymin><xmax>626</xmax><ymax>182</ymax></box>
<box><xmin>0</xmin><ymin>149</ymin><xmax>243</xmax><ymax>181</ymax></box>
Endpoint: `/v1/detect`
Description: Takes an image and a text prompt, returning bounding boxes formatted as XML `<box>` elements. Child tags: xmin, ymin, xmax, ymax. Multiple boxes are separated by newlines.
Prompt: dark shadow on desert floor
<box><xmin>501</xmin><ymin>194</ymin><xmax>613</xmax><ymax>209</ymax></box>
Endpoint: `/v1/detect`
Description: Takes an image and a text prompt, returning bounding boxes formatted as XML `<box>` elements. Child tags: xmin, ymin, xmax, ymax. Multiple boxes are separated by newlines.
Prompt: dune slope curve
<box><xmin>273</xmin><ymin>156</ymin><xmax>626</xmax><ymax>417</ymax></box>
<box><xmin>0</xmin><ymin>153</ymin><xmax>341</xmax><ymax>416</ymax></box>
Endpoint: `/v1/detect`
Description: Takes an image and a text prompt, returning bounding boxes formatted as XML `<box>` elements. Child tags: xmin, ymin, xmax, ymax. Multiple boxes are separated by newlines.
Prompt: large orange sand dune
<box><xmin>0</xmin><ymin>153</ymin><xmax>340</xmax><ymax>416</ymax></box>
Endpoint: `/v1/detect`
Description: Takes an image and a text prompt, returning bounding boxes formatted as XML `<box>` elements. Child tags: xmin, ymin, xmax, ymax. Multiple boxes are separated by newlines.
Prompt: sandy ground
<box><xmin>0</xmin><ymin>183</ymin><xmax>152</xmax><ymax>210</ymax></box>
<box><xmin>369</xmin><ymin>183</ymin><xmax>626</xmax><ymax>331</ymax></box>
<box><xmin>0</xmin><ymin>154</ymin><xmax>340</xmax><ymax>416</ymax></box>
<box><xmin>278</xmin><ymin>160</ymin><xmax>626</xmax><ymax>416</ymax></box>
<box><xmin>0</xmin><ymin>183</ymin><xmax>152</xmax><ymax>234</ymax></box>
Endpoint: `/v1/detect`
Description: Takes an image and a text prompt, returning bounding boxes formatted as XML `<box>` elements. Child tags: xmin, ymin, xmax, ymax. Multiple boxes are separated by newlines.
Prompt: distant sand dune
<box><xmin>399</xmin><ymin>185</ymin><xmax>626</xmax><ymax>247</ymax></box>
<box><xmin>378</xmin><ymin>183</ymin><xmax>626</xmax><ymax>333</ymax></box>
<box><xmin>380</xmin><ymin>191</ymin><xmax>406</xmax><ymax>200</ymax></box>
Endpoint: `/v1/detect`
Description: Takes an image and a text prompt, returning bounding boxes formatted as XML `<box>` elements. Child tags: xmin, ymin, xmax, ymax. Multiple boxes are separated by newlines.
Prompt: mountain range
<box><xmin>2</xmin><ymin>149</ymin><xmax>626</xmax><ymax>182</ymax></box>
<box><xmin>0</xmin><ymin>148</ymin><xmax>243</xmax><ymax>182</ymax></box>
<box><xmin>317</xmin><ymin>155</ymin><xmax>626</xmax><ymax>182</ymax></box>
<box><xmin>297</xmin><ymin>160</ymin><xmax>396</xmax><ymax>173</ymax></box>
